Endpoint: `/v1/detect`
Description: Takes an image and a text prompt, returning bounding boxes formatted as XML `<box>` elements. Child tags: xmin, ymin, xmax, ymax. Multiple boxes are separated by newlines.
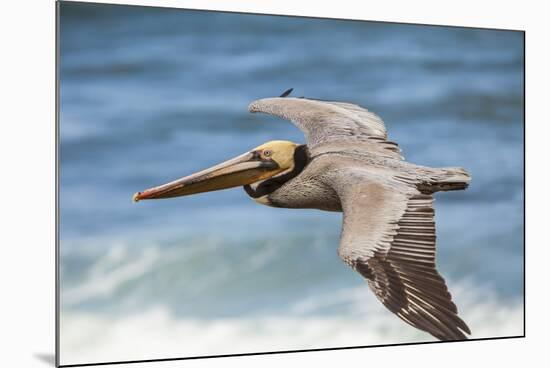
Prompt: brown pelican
<box><xmin>134</xmin><ymin>90</ymin><xmax>472</xmax><ymax>341</ymax></box>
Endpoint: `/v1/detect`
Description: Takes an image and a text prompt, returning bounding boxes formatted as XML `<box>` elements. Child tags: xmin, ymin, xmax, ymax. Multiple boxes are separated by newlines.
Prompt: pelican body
<box><xmin>134</xmin><ymin>90</ymin><xmax>472</xmax><ymax>341</ymax></box>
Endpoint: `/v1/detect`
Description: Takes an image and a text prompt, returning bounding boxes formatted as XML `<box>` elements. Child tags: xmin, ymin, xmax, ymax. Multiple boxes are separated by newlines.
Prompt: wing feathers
<box><xmin>248</xmin><ymin>97</ymin><xmax>395</xmax><ymax>150</ymax></box>
<box><xmin>332</xmin><ymin>171</ymin><xmax>470</xmax><ymax>341</ymax></box>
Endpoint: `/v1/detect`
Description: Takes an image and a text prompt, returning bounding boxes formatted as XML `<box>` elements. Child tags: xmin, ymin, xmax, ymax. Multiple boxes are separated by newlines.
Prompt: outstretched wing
<box><xmin>248</xmin><ymin>97</ymin><xmax>392</xmax><ymax>146</ymax></box>
<box><xmin>326</xmin><ymin>166</ymin><xmax>470</xmax><ymax>340</ymax></box>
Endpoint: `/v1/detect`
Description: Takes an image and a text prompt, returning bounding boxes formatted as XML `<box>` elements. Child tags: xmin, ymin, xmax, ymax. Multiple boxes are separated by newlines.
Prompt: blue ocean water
<box><xmin>58</xmin><ymin>2</ymin><xmax>524</xmax><ymax>363</ymax></box>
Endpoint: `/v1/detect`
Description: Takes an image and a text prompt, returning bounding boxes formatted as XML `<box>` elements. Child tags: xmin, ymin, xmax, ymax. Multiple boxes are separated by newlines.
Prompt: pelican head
<box><xmin>133</xmin><ymin>140</ymin><xmax>300</xmax><ymax>202</ymax></box>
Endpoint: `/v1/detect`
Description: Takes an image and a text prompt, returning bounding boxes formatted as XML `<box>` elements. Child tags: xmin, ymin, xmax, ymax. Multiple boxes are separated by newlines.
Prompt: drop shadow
<box><xmin>34</xmin><ymin>353</ymin><xmax>56</xmax><ymax>366</ymax></box>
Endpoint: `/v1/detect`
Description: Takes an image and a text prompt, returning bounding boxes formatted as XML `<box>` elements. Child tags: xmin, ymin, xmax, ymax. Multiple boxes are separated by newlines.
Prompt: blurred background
<box><xmin>59</xmin><ymin>2</ymin><xmax>524</xmax><ymax>365</ymax></box>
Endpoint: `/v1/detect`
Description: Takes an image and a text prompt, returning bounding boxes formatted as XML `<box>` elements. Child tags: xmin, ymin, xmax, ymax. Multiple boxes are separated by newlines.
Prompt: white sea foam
<box><xmin>60</xmin><ymin>243</ymin><xmax>523</xmax><ymax>366</ymax></box>
<box><xmin>60</xmin><ymin>281</ymin><xmax>523</xmax><ymax>366</ymax></box>
<box><xmin>62</xmin><ymin>245</ymin><xmax>160</xmax><ymax>305</ymax></box>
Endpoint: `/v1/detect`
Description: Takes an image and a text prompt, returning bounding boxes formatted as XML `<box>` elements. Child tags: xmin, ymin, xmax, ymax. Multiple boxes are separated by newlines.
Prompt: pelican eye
<box><xmin>263</xmin><ymin>149</ymin><xmax>272</xmax><ymax>158</ymax></box>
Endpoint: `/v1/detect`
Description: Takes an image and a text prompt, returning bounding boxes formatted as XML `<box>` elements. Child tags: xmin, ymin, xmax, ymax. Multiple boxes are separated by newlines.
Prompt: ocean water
<box><xmin>58</xmin><ymin>2</ymin><xmax>524</xmax><ymax>365</ymax></box>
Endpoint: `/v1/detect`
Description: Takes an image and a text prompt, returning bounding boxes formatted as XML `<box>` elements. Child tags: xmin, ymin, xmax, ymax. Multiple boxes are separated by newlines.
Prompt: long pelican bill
<box><xmin>133</xmin><ymin>151</ymin><xmax>280</xmax><ymax>202</ymax></box>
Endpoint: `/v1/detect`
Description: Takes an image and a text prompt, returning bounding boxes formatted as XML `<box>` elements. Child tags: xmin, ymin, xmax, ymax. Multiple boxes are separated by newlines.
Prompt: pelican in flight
<box><xmin>134</xmin><ymin>89</ymin><xmax>472</xmax><ymax>341</ymax></box>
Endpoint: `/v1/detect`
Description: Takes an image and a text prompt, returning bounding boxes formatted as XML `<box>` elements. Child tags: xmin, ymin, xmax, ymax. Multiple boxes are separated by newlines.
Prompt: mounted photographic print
<box><xmin>56</xmin><ymin>1</ymin><xmax>525</xmax><ymax>366</ymax></box>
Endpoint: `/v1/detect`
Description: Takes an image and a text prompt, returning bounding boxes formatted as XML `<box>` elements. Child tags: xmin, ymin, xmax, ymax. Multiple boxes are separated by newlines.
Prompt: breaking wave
<box><xmin>60</xmin><ymin>280</ymin><xmax>523</xmax><ymax>365</ymax></box>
